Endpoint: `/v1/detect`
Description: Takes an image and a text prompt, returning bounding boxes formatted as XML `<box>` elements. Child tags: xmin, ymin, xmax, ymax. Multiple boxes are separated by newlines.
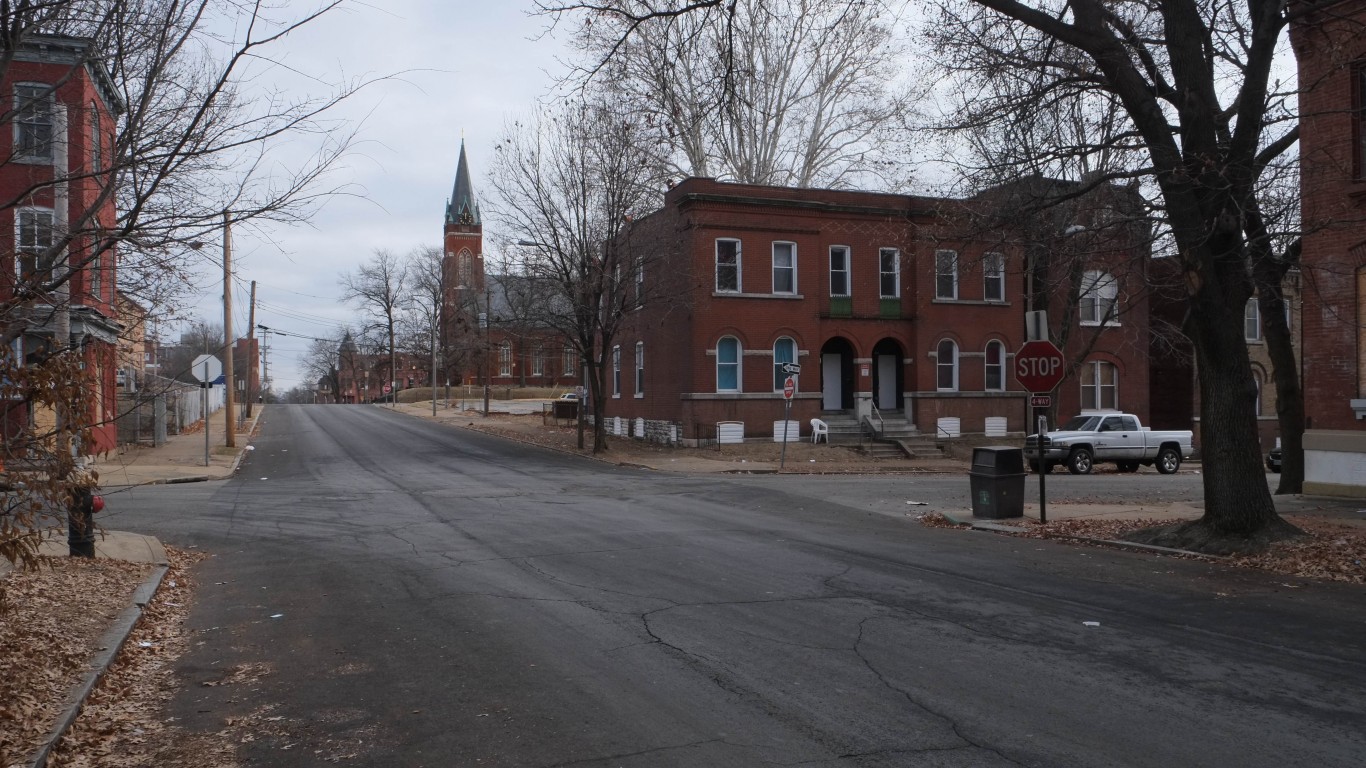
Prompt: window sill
<box><xmin>1079</xmin><ymin>321</ymin><xmax>1122</xmax><ymax>328</ymax></box>
<box><xmin>712</xmin><ymin>291</ymin><xmax>805</xmax><ymax>300</ymax></box>
<box><xmin>931</xmin><ymin>298</ymin><xmax>1011</xmax><ymax>307</ymax></box>
<box><xmin>634</xmin><ymin>393</ymin><xmax>644</xmax><ymax>399</ymax></box>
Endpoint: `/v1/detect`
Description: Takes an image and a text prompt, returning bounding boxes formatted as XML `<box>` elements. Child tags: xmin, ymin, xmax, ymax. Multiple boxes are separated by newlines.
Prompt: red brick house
<box><xmin>1</xmin><ymin>34</ymin><xmax>123</xmax><ymax>456</ymax></box>
<box><xmin>609</xmin><ymin>178</ymin><xmax>1150</xmax><ymax>445</ymax></box>
<box><xmin>1291</xmin><ymin>3</ymin><xmax>1366</xmax><ymax>496</ymax></box>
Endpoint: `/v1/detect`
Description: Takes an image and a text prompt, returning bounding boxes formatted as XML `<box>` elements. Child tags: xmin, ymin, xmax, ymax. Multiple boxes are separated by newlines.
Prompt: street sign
<box><xmin>382</xmin><ymin>383</ymin><xmax>392</xmax><ymax>394</ymax></box>
<box><xmin>781</xmin><ymin>362</ymin><xmax>801</xmax><ymax>375</ymax></box>
<box><xmin>782</xmin><ymin>376</ymin><xmax>796</xmax><ymax>400</ymax></box>
<box><xmin>189</xmin><ymin>354</ymin><xmax>222</xmax><ymax>384</ymax></box>
<box><xmin>1030</xmin><ymin>395</ymin><xmax>1052</xmax><ymax>408</ymax></box>
<box><xmin>1014</xmin><ymin>340</ymin><xmax>1065</xmax><ymax>393</ymax></box>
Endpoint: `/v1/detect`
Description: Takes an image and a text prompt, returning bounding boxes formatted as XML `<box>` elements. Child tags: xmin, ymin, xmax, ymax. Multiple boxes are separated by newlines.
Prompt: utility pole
<box><xmin>246</xmin><ymin>280</ymin><xmax>257</xmax><ymax>417</ymax></box>
<box><xmin>222</xmin><ymin>212</ymin><xmax>235</xmax><ymax>448</ymax></box>
<box><xmin>259</xmin><ymin>327</ymin><xmax>271</xmax><ymax>403</ymax></box>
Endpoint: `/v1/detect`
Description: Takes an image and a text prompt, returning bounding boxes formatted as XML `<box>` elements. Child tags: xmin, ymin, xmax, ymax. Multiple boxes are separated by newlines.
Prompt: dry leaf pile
<box><xmin>43</xmin><ymin>547</ymin><xmax>235</xmax><ymax>768</ymax></box>
<box><xmin>0</xmin><ymin>557</ymin><xmax>152</xmax><ymax>765</ymax></box>
<box><xmin>920</xmin><ymin>512</ymin><xmax>1366</xmax><ymax>584</ymax></box>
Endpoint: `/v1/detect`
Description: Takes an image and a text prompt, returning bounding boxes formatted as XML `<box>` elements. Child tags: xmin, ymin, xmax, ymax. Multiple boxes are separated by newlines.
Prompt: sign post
<box><xmin>780</xmin><ymin>375</ymin><xmax>796</xmax><ymax>470</ymax></box>
<box><xmin>190</xmin><ymin>354</ymin><xmax>223</xmax><ymax>467</ymax></box>
<box><xmin>1015</xmin><ymin>340</ymin><xmax>1065</xmax><ymax>524</ymax></box>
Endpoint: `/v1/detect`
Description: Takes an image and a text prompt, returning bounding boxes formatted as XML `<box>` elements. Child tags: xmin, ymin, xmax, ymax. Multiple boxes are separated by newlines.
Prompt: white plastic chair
<box><xmin>810</xmin><ymin>418</ymin><xmax>829</xmax><ymax>444</ymax></box>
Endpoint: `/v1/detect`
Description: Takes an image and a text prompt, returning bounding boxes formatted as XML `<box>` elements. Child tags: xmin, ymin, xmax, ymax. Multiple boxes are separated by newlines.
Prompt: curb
<box><xmin>940</xmin><ymin>511</ymin><xmax>1220</xmax><ymax>559</ymax></box>
<box><xmin>27</xmin><ymin>564</ymin><xmax>169</xmax><ymax>768</ymax></box>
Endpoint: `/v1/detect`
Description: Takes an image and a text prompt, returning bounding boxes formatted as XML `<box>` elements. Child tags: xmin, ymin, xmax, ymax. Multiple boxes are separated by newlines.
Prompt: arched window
<box><xmin>717</xmin><ymin>337</ymin><xmax>741</xmax><ymax>392</ymax></box>
<box><xmin>936</xmin><ymin>340</ymin><xmax>958</xmax><ymax>391</ymax></box>
<box><xmin>984</xmin><ymin>340</ymin><xmax>1004</xmax><ymax>391</ymax></box>
<box><xmin>1081</xmin><ymin>360</ymin><xmax>1118</xmax><ymax>410</ymax></box>
<box><xmin>773</xmin><ymin>337</ymin><xmax>797</xmax><ymax>390</ymax></box>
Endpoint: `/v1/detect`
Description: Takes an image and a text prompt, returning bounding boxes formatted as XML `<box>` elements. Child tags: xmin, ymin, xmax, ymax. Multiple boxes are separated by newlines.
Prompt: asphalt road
<box><xmin>108</xmin><ymin>405</ymin><xmax>1366</xmax><ymax>767</ymax></box>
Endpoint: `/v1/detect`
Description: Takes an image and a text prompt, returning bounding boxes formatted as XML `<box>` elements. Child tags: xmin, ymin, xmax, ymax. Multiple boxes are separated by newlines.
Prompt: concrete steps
<box><xmin>816</xmin><ymin>411</ymin><xmax>946</xmax><ymax>459</ymax></box>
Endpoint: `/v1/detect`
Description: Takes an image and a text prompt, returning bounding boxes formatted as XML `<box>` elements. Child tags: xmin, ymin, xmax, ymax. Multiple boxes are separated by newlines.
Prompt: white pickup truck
<box><xmin>1024</xmin><ymin>413</ymin><xmax>1194</xmax><ymax>475</ymax></box>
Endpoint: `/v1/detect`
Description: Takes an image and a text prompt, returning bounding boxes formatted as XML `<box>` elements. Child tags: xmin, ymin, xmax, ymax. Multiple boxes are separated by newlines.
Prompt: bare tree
<box><xmin>340</xmin><ymin>250</ymin><xmax>407</xmax><ymax>397</ymax></box>
<box><xmin>564</xmin><ymin>0</ymin><xmax>919</xmax><ymax>189</ymax></box>
<box><xmin>484</xmin><ymin>100</ymin><xmax>667</xmax><ymax>452</ymax></box>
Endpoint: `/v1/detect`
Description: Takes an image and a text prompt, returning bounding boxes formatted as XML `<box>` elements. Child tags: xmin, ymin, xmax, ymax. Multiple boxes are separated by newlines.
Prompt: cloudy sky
<box><xmin>184</xmin><ymin>1</ymin><xmax>571</xmax><ymax>392</ymax></box>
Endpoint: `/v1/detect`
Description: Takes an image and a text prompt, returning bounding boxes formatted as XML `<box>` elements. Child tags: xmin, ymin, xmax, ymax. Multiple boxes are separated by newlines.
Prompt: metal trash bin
<box><xmin>553</xmin><ymin>400</ymin><xmax>578</xmax><ymax>420</ymax></box>
<box><xmin>969</xmin><ymin>446</ymin><xmax>1026</xmax><ymax>519</ymax></box>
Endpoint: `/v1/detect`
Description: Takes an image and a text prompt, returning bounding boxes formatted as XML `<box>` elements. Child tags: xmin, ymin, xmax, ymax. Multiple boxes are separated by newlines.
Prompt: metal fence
<box><xmin>116</xmin><ymin>373</ymin><xmax>224</xmax><ymax>446</ymax></box>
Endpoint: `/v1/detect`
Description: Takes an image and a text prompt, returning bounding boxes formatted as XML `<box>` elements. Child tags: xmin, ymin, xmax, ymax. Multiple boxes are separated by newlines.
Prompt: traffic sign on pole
<box><xmin>1029</xmin><ymin>395</ymin><xmax>1052</xmax><ymax>408</ymax></box>
<box><xmin>782</xmin><ymin>376</ymin><xmax>796</xmax><ymax>400</ymax></box>
<box><xmin>1014</xmin><ymin>340</ymin><xmax>1066</xmax><ymax>392</ymax></box>
<box><xmin>781</xmin><ymin>363</ymin><xmax>801</xmax><ymax>375</ymax></box>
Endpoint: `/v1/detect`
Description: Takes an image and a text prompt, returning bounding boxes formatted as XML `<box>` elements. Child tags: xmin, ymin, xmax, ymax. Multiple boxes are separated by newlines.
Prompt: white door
<box><xmin>822</xmin><ymin>353</ymin><xmax>842</xmax><ymax>410</ymax></box>
<box><xmin>876</xmin><ymin>355</ymin><xmax>897</xmax><ymax>410</ymax></box>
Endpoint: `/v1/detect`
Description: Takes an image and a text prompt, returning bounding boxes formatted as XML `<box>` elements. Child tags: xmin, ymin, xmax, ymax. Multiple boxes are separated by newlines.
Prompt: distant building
<box><xmin>440</xmin><ymin>142</ymin><xmax>577</xmax><ymax>393</ymax></box>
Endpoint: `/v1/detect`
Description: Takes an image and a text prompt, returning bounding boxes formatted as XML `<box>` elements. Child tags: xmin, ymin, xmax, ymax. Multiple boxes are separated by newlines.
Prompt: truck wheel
<box><xmin>1067</xmin><ymin>448</ymin><xmax>1094</xmax><ymax>475</ymax></box>
<box><xmin>1117</xmin><ymin>461</ymin><xmax>1140</xmax><ymax>473</ymax></box>
<box><xmin>1156</xmin><ymin>447</ymin><xmax>1181</xmax><ymax>474</ymax></box>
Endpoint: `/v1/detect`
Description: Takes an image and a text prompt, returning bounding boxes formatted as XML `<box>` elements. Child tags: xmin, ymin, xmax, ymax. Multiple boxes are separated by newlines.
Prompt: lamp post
<box><xmin>480</xmin><ymin>281</ymin><xmax>491</xmax><ymax>417</ymax></box>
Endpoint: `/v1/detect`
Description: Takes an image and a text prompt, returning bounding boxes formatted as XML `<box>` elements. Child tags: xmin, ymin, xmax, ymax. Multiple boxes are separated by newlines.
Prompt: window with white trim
<box><xmin>612</xmin><ymin>345</ymin><xmax>621</xmax><ymax>396</ymax></box>
<box><xmin>1245</xmin><ymin>298</ymin><xmax>1262</xmax><ymax>341</ymax></box>
<box><xmin>984</xmin><ymin>340</ymin><xmax>1005</xmax><ymax>391</ymax></box>
<box><xmin>772</xmin><ymin>242</ymin><xmax>796</xmax><ymax>294</ymax></box>
<box><xmin>89</xmin><ymin>252</ymin><xmax>102</xmax><ymax>302</ymax></box>
<box><xmin>563</xmin><ymin>346</ymin><xmax>576</xmax><ymax>377</ymax></box>
<box><xmin>14</xmin><ymin>84</ymin><xmax>53</xmax><ymax>162</ymax></box>
<box><xmin>984</xmin><ymin>252</ymin><xmax>1005</xmax><ymax>302</ymax></box>
<box><xmin>829</xmin><ymin>246</ymin><xmax>850</xmax><ymax>297</ymax></box>
<box><xmin>532</xmin><ymin>345</ymin><xmax>544</xmax><ymax>376</ymax></box>
<box><xmin>635</xmin><ymin>342</ymin><xmax>644</xmax><ymax>395</ymax></box>
<box><xmin>880</xmin><ymin>248</ymin><xmax>900</xmax><ymax>298</ymax></box>
<box><xmin>773</xmin><ymin>337</ymin><xmax>796</xmax><ymax>391</ymax></box>
<box><xmin>1080</xmin><ymin>360</ymin><xmax>1118</xmax><ymax>410</ymax></box>
<box><xmin>717</xmin><ymin>336</ymin><xmax>741</xmax><ymax>392</ymax></box>
<box><xmin>716</xmin><ymin>239</ymin><xmax>741</xmax><ymax>292</ymax></box>
<box><xmin>16</xmin><ymin>208</ymin><xmax>54</xmax><ymax>280</ymax></box>
<box><xmin>499</xmin><ymin>341</ymin><xmax>512</xmax><ymax>377</ymax></box>
<box><xmin>1080</xmin><ymin>271</ymin><xmax>1119</xmax><ymax>325</ymax></box>
<box><xmin>635</xmin><ymin>258</ymin><xmax>644</xmax><ymax>306</ymax></box>
<box><xmin>935</xmin><ymin>250</ymin><xmax>958</xmax><ymax>299</ymax></box>
<box><xmin>936</xmin><ymin>340</ymin><xmax>958</xmax><ymax>391</ymax></box>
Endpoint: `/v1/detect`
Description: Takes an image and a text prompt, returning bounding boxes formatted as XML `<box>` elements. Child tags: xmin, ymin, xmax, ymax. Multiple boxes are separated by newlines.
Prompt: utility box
<box><xmin>969</xmin><ymin>446</ymin><xmax>1026</xmax><ymax>519</ymax></box>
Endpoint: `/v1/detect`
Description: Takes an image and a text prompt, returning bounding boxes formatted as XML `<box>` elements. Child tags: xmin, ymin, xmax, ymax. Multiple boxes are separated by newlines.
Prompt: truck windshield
<box><xmin>1061</xmin><ymin>416</ymin><xmax>1100</xmax><ymax>431</ymax></box>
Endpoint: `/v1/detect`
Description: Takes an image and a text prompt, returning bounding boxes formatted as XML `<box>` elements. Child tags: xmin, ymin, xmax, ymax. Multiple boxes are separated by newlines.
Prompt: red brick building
<box><xmin>1</xmin><ymin>35</ymin><xmax>123</xmax><ymax>456</ymax></box>
<box><xmin>1291</xmin><ymin>3</ymin><xmax>1366</xmax><ymax>496</ymax></box>
<box><xmin>610</xmin><ymin>178</ymin><xmax>1149</xmax><ymax>444</ymax></box>
<box><xmin>440</xmin><ymin>143</ymin><xmax>578</xmax><ymax>392</ymax></box>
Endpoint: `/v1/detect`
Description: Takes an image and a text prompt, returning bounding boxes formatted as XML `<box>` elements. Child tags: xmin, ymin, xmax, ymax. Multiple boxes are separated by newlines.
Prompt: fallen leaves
<box><xmin>0</xmin><ymin>556</ymin><xmax>152</xmax><ymax>763</ymax></box>
<box><xmin>920</xmin><ymin>512</ymin><xmax>1366</xmax><ymax>584</ymax></box>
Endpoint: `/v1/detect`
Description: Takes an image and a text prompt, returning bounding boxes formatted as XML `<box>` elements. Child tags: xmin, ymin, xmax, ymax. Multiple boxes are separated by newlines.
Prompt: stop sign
<box><xmin>1014</xmin><ymin>340</ymin><xmax>1065</xmax><ymax>393</ymax></box>
<box><xmin>382</xmin><ymin>383</ymin><xmax>392</xmax><ymax>394</ymax></box>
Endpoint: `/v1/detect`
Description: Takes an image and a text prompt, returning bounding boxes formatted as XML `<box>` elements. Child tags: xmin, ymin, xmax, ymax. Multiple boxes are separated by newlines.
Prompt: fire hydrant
<box><xmin>67</xmin><ymin>470</ymin><xmax>103</xmax><ymax>558</ymax></box>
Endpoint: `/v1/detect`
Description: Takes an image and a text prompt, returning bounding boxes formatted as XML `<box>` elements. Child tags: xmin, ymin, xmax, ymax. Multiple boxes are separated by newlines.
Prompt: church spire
<box><xmin>446</xmin><ymin>140</ymin><xmax>480</xmax><ymax>226</ymax></box>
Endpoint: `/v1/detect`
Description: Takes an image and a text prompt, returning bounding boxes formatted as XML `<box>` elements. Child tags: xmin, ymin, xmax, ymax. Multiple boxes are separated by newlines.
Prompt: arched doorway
<box><xmin>871</xmin><ymin>338</ymin><xmax>905</xmax><ymax>411</ymax></box>
<box><xmin>820</xmin><ymin>337</ymin><xmax>856</xmax><ymax>411</ymax></box>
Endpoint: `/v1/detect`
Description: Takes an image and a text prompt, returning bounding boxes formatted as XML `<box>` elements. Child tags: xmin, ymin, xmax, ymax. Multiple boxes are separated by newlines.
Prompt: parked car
<box><xmin>558</xmin><ymin>392</ymin><xmax>580</xmax><ymax>402</ymax></box>
<box><xmin>1267</xmin><ymin>446</ymin><xmax>1282</xmax><ymax>473</ymax></box>
<box><xmin>1025</xmin><ymin>413</ymin><xmax>1195</xmax><ymax>475</ymax></box>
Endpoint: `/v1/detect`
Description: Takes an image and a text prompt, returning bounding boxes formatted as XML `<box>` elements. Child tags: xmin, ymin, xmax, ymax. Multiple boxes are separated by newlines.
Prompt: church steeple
<box><xmin>445</xmin><ymin>141</ymin><xmax>480</xmax><ymax>226</ymax></box>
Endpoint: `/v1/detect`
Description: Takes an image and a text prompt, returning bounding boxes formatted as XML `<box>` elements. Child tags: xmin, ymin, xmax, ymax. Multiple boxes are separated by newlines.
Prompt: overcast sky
<box><xmin>182</xmin><ymin>1</ymin><xmax>570</xmax><ymax>392</ymax></box>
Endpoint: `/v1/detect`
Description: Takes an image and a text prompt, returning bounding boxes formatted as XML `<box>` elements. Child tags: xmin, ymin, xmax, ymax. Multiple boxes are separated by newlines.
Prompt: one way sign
<box><xmin>780</xmin><ymin>363</ymin><xmax>801</xmax><ymax>375</ymax></box>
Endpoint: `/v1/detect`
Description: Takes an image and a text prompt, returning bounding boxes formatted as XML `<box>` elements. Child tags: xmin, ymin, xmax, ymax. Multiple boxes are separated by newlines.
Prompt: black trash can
<box><xmin>553</xmin><ymin>400</ymin><xmax>578</xmax><ymax>420</ymax></box>
<box><xmin>969</xmin><ymin>446</ymin><xmax>1026</xmax><ymax>519</ymax></box>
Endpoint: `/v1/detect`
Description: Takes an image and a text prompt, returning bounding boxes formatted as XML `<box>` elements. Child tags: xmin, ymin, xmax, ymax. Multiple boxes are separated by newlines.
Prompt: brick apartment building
<box><xmin>1</xmin><ymin>34</ymin><xmax>123</xmax><ymax>456</ymax></box>
<box><xmin>609</xmin><ymin>178</ymin><xmax>1149</xmax><ymax>444</ymax></box>
<box><xmin>1291</xmin><ymin>3</ymin><xmax>1366</xmax><ymax>496</ymax></box>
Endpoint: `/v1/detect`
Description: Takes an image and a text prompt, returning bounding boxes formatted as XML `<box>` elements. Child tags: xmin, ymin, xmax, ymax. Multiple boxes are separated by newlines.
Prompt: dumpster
<box><xmin>969</xmin><ymin>446</ymin><xmax>1025</xmax><ymax>519</ymax></box>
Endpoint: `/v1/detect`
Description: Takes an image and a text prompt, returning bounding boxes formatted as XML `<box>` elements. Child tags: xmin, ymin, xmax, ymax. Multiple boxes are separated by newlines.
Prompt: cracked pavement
<box><xmin>106</xmin><ymin>405</ymin><xmax>1366</xmax><ymax>767</ymax></box>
